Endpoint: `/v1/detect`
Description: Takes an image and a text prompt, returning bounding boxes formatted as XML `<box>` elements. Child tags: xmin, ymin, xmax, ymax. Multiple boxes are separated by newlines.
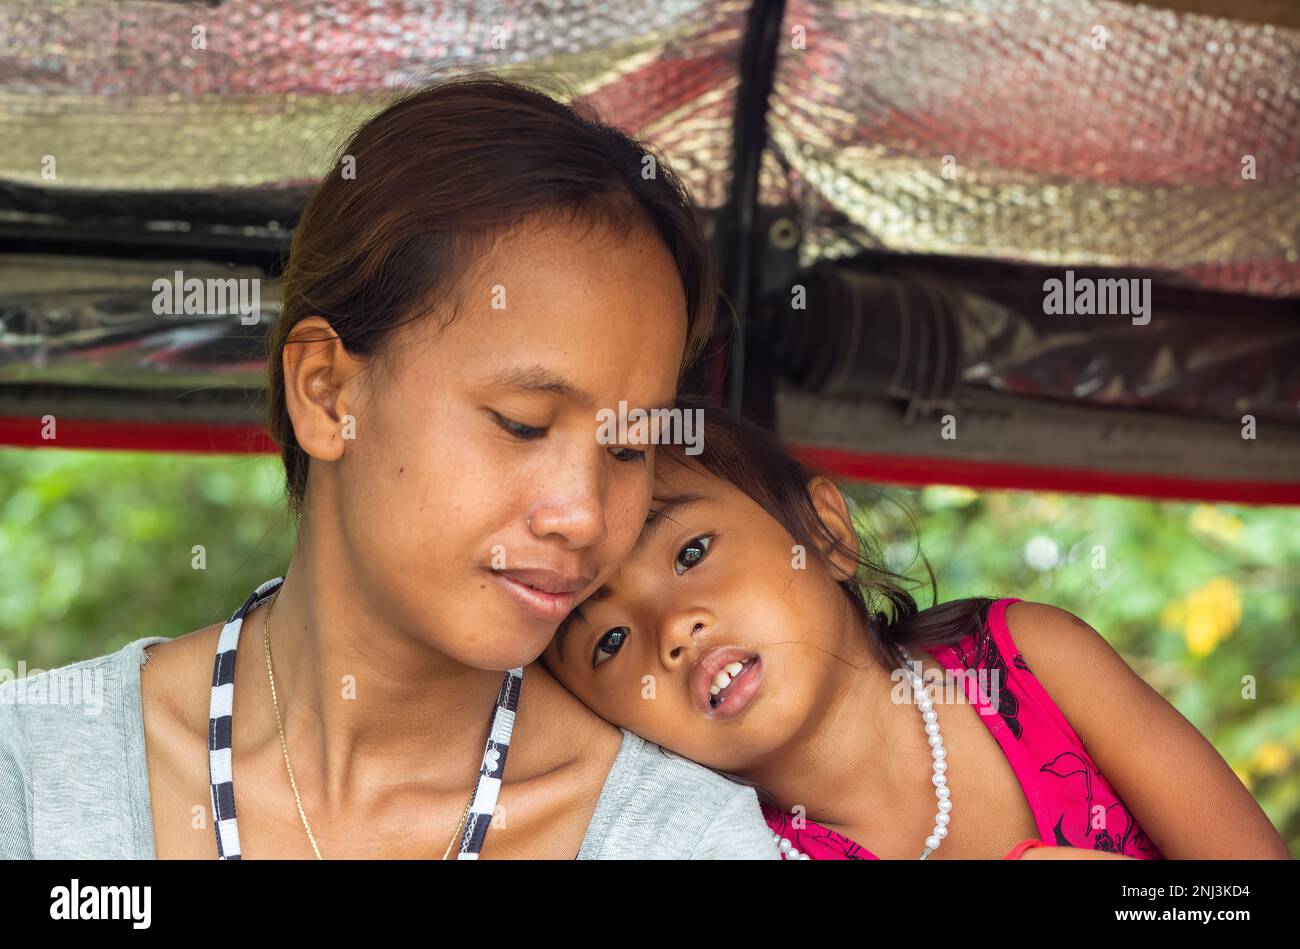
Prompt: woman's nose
<box><xmin>525</xmin><ymin>443</ymin><xmax>628</xmax><ymax>550</ymax></box>
<box><xmin>526</xmin><ymin>492</ymin><xmax>607</xmax><ymax>549</ymax></box>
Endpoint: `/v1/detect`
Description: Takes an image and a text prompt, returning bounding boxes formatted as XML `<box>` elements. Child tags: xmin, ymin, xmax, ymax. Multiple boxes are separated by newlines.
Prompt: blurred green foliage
<box><xmin>846</xmin><ymin>481</ymin><xmax>1300</xmax><ymax>856</ymax></box>
<box><xmin>2</xmin><ymin>448</ymin><xmax>1296</xmax><ymax>854</ymax></box>
<box><xmin>0</xmin><ymin>449</ymin><xmax>294</xmax><ymax>671</ymax></box>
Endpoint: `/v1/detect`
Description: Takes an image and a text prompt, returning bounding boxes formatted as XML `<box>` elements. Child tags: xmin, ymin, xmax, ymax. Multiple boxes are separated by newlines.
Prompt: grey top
<box><xmin>0</xmin><ymin>636</ymin><xmax>779</xmax><ymax>860</ymax></box>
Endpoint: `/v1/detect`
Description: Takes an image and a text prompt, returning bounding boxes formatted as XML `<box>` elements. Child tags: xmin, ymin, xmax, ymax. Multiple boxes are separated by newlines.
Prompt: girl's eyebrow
<box><xmin>640</xmin><ymin>493</ymin><xmax>706</xmax><ymax>543</ymax></box>
<box><xmin>554</xmin><ymin>588</ymin><xmax>610</xmax><ymax>663</ymax></box>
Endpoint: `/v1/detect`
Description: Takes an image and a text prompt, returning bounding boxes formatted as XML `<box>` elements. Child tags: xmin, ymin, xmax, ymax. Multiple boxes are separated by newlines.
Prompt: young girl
<box><xmin>542</xmin><ymin>406</ymin><xmax>1292</xmax><ymax>860</ymax></box>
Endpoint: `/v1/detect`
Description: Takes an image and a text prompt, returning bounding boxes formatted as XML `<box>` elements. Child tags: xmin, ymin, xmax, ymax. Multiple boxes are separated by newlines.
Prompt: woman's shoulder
<box><xmin>577</xmin><ymin>729</ymin><xmax>780</xmax><ymax>860</ymax></box>
<box><xmin>0</xmin><ymin>635</ymin><xmax>172</xmax><ymax>858</ymax></box>
<box><xmin>137</xmin><ymin>621</ymin><xmax>225</xmax><ymax>733</ymax></box>
<box><xmin>0</xmin><ymin>635</ymin><xmax>170</xmax><ymax>742</ymax></box>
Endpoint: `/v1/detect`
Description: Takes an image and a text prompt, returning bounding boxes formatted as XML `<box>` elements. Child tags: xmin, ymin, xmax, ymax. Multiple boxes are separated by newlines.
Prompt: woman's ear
<box><xmin>807</xmin><ymin>475</ymin><xmax>861</xmax><ymax>582</ymax></box>
<box><xmin>283</xmin><ymin>316</ymin><xmax>366</xmax><ymax>463</ymax></box>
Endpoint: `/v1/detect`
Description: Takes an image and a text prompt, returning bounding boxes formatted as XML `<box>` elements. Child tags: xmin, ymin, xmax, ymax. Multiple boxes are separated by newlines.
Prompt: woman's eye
<box><xmin>493</xmin><ymin>412</ymin><xmax>546</xmax><ymax>440</ymax></box>
<box><xmin>592</xmin><ymin>626</ymin><xmax>630</xmax><ymax>667</ymax></box>
<box><xmin>609</xmin><ymin>446</ymin><xmax>647</xmax><ymax>463</ymax></box>
<box><xmin>674</xmin><ymin>535</ymin><xmax>712</xmax><ymax>575</ymax></box>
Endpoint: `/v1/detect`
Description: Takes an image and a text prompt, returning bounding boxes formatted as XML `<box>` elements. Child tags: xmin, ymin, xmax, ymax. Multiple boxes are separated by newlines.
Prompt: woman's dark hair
<box><xmin>658</xmin><ymin>403</ymin><xmax>994</xmax><ymax>668</ymax></box>
<box><xmin>267</xmin><ymin>71</ymin><xmax>718</xmax><ymax>518</ymax></box>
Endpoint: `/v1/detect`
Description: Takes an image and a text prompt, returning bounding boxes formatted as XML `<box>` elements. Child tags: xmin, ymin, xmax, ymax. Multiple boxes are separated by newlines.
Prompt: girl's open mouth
<box><xmin>691</xmin><ymin>648</ymin><xmax>763</xmax><ymax>720</ymax></box>
<box><xmin>710</xmin><ymin>656</ymin><xmax>759</xmax><ymax>707</ymax></box>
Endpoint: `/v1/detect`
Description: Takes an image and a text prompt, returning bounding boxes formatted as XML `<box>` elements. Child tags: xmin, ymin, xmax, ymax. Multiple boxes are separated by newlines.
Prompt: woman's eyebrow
<box><xmin>492</xmin><ymin>364</ymin><xmax>593</xmax><ymax>403</ymax></box>
<box><xmin>489</xmin><ymin>364</ymin><xmax>675</xmax><ymax>416</ymax></box>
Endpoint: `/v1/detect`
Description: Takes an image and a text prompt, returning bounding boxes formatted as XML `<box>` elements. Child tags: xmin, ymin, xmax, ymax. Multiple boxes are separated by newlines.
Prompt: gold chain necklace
<box><xmin>262</xmin><ymin>589</ymin><xmax>476</xmax><ymax>859</ymax></box>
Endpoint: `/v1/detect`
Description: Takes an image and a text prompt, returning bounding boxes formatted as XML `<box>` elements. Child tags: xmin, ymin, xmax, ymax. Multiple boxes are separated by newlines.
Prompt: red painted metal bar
<box><xmin>2</xmin><ymin>415</ymin><xmax>1296</xmax><ymax>505</ymax></box>
<box><xmin>0</xmin><ymin>416</ymin><xmax>277</xmax><ymax>455</ymax></box>
<box><xmin>792</xmin><ymin>445</ymin><xmax>1300</xmax><ymax>506</ymax></box>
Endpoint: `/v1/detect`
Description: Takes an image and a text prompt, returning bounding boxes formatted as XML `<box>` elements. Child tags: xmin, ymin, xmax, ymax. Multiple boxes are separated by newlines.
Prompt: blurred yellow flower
<box><xmin>1189</xmin><ymin>505</ymin><xmax>1244</xmax><ymax>545</ymax></box>
<box><xmin>1185</xmin><ymin>615</ymin><xmax>1221</xmax><ymax>656</ymax></box>
<box><xmin>921</xmin><ymin>485</ymin><xmax>979</xmax><ymax>508</ymax></box>
<box><xmin>1251</xmin><ymin>741</ymin><xmax>1290</xmax><ymax>776</ymax></box>
<box><xmin>1169</xmin><ymin>577</ymin><xmax>1242</xmax><ymax>657</ymax></box>
<box><xmin>1027</xmin><ymin>494</ymin><xmax>1064</xmax><ymax>521</ymax></box>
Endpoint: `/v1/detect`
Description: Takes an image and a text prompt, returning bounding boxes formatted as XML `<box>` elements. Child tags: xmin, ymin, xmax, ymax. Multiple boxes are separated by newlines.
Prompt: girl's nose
<box><xmin>660</xmin><ymin>610</ymin><xmax>711</xmax><ymax>666</ymax></box>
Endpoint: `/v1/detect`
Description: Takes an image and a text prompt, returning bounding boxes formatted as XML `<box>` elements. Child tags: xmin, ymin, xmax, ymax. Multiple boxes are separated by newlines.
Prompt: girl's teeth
<box><xmin>711</xmin><ymin>661</ymin><xmax>748</xmax><ymax>695</ymax></box>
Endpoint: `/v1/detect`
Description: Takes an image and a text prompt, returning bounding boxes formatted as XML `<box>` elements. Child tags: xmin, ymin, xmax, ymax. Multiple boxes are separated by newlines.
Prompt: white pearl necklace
<box><xmin>772</xmin><ymin>832</ymin><xmax>813</xmax><ymax>859</ymax></box>
<box><xmin>772</xmin><ymin>644</ymin><xmax>951</xmax><ymax>861</ymax></box>
<box><xmin>903</xmin><ymin>644</ymin><xmax>953</xmax><ymax>858</ymax></box>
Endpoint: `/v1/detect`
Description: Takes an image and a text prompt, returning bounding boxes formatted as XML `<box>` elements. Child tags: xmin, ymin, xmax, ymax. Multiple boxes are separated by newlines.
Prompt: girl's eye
<box><xmin>674</xmin><ymin>535</ymin><xmax>712</xmax><ymax>575</ymax></box>
<box><xmin>493</xmin><ymin>412</ymin><xmax>546</xmax><ymax>440</ymax></box>
<box><xmin>592</xmin><ymin>626</ymin><xmax>630</xmax><ymax>667</ymax></box>
<box><xmin>609</xmin><ymin>446</ymin><xmax>647</xmax><ymax>463</ymax></box>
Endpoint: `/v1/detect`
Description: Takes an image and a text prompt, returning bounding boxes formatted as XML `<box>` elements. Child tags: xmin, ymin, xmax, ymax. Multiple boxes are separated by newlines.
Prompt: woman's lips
<box><xmin>489</xmin><ymin>568</ymin><xmax>584</xmax><ymax>624</ymax></box>
<box><xmin>691</xmin><ymin>646</ymin><xmax>763</xmax><ymax>720</ymax></box>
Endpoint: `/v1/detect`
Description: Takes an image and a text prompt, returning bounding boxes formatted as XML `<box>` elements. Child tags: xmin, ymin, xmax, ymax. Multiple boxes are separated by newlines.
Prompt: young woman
<box><xmin>0</xmin><ymin>76</ymin><xmax>780</xmax><ymax>859</ymax></box>
<box><xmin>542</xmin><ymin>407</ymin><xmax>1292</xmax><ymax>860</ymax></box>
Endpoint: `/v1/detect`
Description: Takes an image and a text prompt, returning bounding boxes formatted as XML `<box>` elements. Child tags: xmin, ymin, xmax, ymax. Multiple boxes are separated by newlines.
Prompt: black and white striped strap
<box><xmin>207</xmin><ymin>575</ymin><xmax>521</xmax><ymax>860</ymax></box>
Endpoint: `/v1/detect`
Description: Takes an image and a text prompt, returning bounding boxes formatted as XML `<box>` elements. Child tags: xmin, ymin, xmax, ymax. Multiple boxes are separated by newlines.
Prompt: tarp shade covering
<box><xmin>760</xmin><ymin>0</ymin><xmax>1300</xmax><ymax>297</ymax></box>
<box><xmin>0</xmin><ymin>0</ymin><xmax>748</xmax><ymax>208</ymax></box>
<box><xmin>0</xmin><ymin>0</ymin><xmax>1297</xmax><ymax>502</ymax></box>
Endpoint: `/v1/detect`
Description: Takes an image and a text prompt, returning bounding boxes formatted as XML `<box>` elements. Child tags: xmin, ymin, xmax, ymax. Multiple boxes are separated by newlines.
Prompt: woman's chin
<box><xmin>457</xmin><ymin>642</ymin><xmax>550</xmax><ymax>674</ymax></box>
<box><xmin>424</xmin><ymin>622</ymin><xmax>550</xmax><ymax>674</ymax></box>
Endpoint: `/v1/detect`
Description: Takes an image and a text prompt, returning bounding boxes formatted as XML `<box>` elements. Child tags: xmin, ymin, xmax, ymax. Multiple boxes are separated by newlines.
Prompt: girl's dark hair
<box><xmin>267</xmin><ymin>71</ymin><xmax>718</xmax><ymax>518</ymax></box>
<box><xmin>659</xmin><ymin>403</ymin><xmax>994</xmax><ymax>667</ymax></box>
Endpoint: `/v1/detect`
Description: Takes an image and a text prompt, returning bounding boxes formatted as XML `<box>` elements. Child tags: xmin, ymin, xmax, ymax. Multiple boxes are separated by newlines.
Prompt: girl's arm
<box><xmin>1004</xmin><ymin>601</ymin><xmax>1291</xmax><ymax>859</ymax></box>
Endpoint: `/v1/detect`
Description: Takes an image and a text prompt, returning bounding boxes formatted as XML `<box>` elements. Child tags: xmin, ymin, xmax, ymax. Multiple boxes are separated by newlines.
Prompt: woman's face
<box><xmin>541</xmin><ymin>459</ymin><xmax>864</xmax><ymax>775</ymax></box>
<box><xmin>295</xmin><ymin>216</ymin><xmax>687</xmax><ymax>671</ymax></box>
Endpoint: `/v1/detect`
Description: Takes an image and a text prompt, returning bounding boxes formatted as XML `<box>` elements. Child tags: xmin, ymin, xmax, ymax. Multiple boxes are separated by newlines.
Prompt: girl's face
<box><xmin>541</xmin><ymin>458</ymin><xmax>867</xmax><ymax>775</ymax></box>
<box><xmin>292</xmin><ymin>216</ymin><xmax>687</xmax><ymax>671</ymax></box>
